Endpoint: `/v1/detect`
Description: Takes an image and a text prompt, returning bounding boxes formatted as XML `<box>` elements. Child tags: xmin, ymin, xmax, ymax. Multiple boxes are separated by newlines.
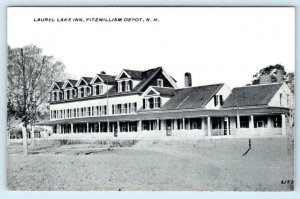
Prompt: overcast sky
<box><xmin>7</xmin><ymin>7</ymin><xmax>295</xmax><ymax>89</ymax></box>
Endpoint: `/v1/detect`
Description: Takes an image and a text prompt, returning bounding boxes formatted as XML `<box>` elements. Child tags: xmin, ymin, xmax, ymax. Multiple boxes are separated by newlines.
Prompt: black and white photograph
<box><xmin>6</xmin><ymin>7</ymin><xmax>295</xmax><ymax>191</ymax></box>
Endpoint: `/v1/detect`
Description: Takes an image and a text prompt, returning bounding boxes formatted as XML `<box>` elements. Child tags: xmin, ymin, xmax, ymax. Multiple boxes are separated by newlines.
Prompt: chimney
<box><xmin>100</xmin><ymin>71</ymin><xmax>106</xmax><ymax>75</ymax></box>
<box><xmin>259</xmin><ymin>74</ymin><xmax>271</xmax><ymax>84</ymax></box>
<box><xmin>184</xmin><ymin>72</ymin><xmax>192</xmax><ymax>87</ymax></box>
<box><xmin>277</xmin><ymin>69</ymin><xmax>284</xmax><ymax>83</ymax></box>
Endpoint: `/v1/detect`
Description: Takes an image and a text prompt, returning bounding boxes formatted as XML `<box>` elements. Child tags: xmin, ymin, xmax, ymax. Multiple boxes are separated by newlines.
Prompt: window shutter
<box><xmin>143</xmin><ymin>99</ymin><xmax>145</xmax><ymax>109</ymax></box>
<box><xmin>214</xmin><ymin>95</ymin><xmax>217</xmax><ymax>106</ymax></box>
<box><xmin>220</xmin><ymin>95</ymin><xmax>223</xmax><ymax>106</ymax></box>
<box><xmin>158</xmin><ymin>97</ymin><xmax>161</xmax><ymax>108</ymax></box>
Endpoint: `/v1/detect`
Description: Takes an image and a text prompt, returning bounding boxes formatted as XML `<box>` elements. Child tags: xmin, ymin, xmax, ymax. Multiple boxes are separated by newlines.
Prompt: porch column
<box><xmin>71</xmin><ymin>123</ymin><xmax>73</xmax><ymax>134</ymax></box>
<box><xmin>225</xmin><ymin>117</ymin><xmax>229</xmax><ymax>135</ymax></box>
<box><xmin>182</xmin><ymin>118</ymin><xmax>185</xmax><ymax>130</ymax></box>
<box><xmin>236</xmin><ymin>115</ymin><xmax>240</xmax><ymax>130</ymax></box>
<box><xmin>156</xmin><ymin>120</ymin><xmax>159</xmax><ymax>131</ymax></box>
<box><xmin>137</xmin><ymin>120</ymin><xmax>142</xmax><ymax>132</ymax></box>
<box><xmin>87</xmin><ymin>123</ymin><xmax>89</xmax><ymax>133</ymax></box>
<box><xmin>186</xmin><ymin>118</ymin><xmax>190</xmax><ymax>130</ymax></box>
<box><xmin>174</xmin><ymin>119</ymin><xmax>178</xmax><ymax>131</ymax></box>
<box><xmin>250</xmin><ymin>115</ymin><xmax>254</xmax><ymax>133</ymax></box>
<box><xmin>207</xmin><ymin>117</ymin><xmax>211</xmax><ymax>137</ymax></box>
<box><xmin>117</xmin><ymin>121</ymin><xmax>120</xmax><ymax>133</ymax></box>
<box><xmin>281</xmin><ymin>114</ymin><xmax>287</xmax><ymax>136</ymax></box>
<box><xmin>62</xmin><ymin>125</ymin><xmax>64</xmax><ymax>134</ymax></box>
<box><xmin>57</xmin><ymin>124</ymin><xmax>61</xmax><ymax>134</ymax></box>
<box><xmin>201</xmin><ymin>118</ymin><xmax>206</xmax><ymax>132</ymax></box>
<box><xmin>98</xmin><ymin>122</ymin><xmax>101</xmax><ymax>133</ymax></box>
<box><xmin>267</xmin><ymin>116</ymin><xmax>272</xmax><ymax>128</ymax></box>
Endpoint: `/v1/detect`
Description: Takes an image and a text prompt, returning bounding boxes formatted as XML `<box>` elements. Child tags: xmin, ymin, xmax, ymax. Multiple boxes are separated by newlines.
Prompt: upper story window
<box><xmin>143</xmin><ymin>97</ymin><xmax>161</xmax><ymax>109</ymax></box>
<box><xmin>214</xmin><ymin>95</ymin><xmax>223</xmax><ymax>107</ymax></box>
<box><xmin>157</xmin><ymin>79</ymin><xmax>163</xmax><ymax>87</ymax></box>
<box><xmin>93</xmin><ymin>84</ymin><xmax>104</xmax><ymax>95</ymax></box>
<box><xmin>118</xmin><ymin>82</ymin><xmax>123</xmax><ymax>92</ymax></box>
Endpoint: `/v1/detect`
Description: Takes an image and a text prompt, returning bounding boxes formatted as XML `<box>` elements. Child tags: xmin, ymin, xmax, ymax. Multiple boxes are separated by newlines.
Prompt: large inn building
<box><xmin>41</xmin><ymin>67</ymin><xmax>293</xmax><ymax>138</ymax></box>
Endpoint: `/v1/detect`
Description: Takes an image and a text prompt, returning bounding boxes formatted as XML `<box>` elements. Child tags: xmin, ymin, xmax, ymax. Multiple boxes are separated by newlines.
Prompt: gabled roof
<box><xmin>222</xmin><ymin>83</ymin><xmax>283</xmax><ymax>108</ymax></box>
<box><xmin>52</xmin><ymin>82</ymin><xmax>64</xmax><ymax>90</ymax></box>
<box><xmin>151</xmin><ymin>86</ymin><xmax>176</xmax><ymax>97</ymax></box>
<box><xmin>107</xmin><ymin>67</ymin><xmax>165</xmax><ymax>95</ymax></box>
<box><xmin>161</xmin><ymin>84</ymin><xmax>224</xmax><ymax>110</ymax></box>
<box><xmin>75</xmin><ymin>77</ymin><xmax>93</xmax><ymax>87</ymax></box>
<box><xmin>62</xmin><ymin>79</ymin><xmax>78</xmax><ymax>89</ymax></box>
<box><xmin>97</xmin><ymin>74</ymin><xmax>116</xmax><ymax>85</ymax></box>
<box><xmin>123</xmin><ymin>69</ymin><xmax>144</xmax><ymax>80</ymax></box>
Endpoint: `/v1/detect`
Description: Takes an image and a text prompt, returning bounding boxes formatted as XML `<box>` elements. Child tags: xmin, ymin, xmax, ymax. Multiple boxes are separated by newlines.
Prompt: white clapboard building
<box><xmin>39</xmin><ymin>67</ymin><xmax>293</xmax><ymax>138</ymax></box>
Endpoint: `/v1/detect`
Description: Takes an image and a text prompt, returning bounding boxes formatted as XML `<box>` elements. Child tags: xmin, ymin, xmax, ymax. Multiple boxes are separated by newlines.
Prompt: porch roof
<box><xmin>38</xmin><ymin>107</ymin><xmax>289</xmax><ymax>125</ymax></box>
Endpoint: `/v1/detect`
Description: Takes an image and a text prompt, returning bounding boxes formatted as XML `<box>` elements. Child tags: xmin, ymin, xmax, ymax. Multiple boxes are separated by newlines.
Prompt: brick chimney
<box><xmin>277</xmin><ymin>69</ymin><xmax>284</xmax><ymax>83</ymax></box>
<box><xmin>184</xmin><ymin>72</ymin><xmax>192</xmax><ymax>87</ymax></box>
<box><xmin>259</xmin><ymin>74</ymin><xmax>271</xmax><ymax>84</ymax></box>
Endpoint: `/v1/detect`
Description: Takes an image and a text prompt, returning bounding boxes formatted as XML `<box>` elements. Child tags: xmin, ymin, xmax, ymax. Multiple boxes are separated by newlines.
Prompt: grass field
<box><xmin>7</xmin><ymin>137</ymin><xmax>294</xmax><ymax>191</ymax></box>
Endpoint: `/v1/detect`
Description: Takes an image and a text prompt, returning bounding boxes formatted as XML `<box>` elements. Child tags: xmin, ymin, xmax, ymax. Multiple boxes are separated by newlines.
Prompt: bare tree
<box><xmin>7</xmin><ymin>44</ymin><xmax>68</xmax><ymax>150</ymax></box>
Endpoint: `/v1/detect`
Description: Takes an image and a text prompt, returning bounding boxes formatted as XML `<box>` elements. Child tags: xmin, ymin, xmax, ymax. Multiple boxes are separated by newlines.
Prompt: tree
<box><xmin>7</xmin><ymin>44</ymin><xmax>68</xmax><ymax>133</ymax></box>
<box><xmin>251</xmin><ymin>64</ymin><xmax>294</xmax><ymax>94</ymax></box>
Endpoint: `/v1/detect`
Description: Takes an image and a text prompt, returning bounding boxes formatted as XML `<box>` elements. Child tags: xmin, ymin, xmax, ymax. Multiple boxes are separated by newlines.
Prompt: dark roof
<box><xmin>222</xmin><ymin>83</ymin><xmax>283</xmax><ymax>108</ymax></box>
<box><xmin>162</xmin><ymin>84</ymin><xmax>224</xmax><ymax>110</ymax></box>
<box><xmin>38</xmin><ymin>107</ymin><xmax>289</xmax><ymax>125</ymax></box>
<box><xmin>68</xmin><ymin>79</ymin><xmax>78</xmax><ymax>86</ymax></box>
<box><xmin>97</xmin><ymin>74</ymin><xmax>116</xmax><ymax>85</ymax></box>
<box><xmin>123</xmin><ymin>69</ymin><xmax>144</xmax><ymax>80</ymax></box>
<box><xmin>107</xmin><ymin>67</ymin><xmax>162</xmax><ymax>96</ymax></box>
<box><xmin>81</xmin><ymin>77</ymin><xmax>93</xmax><ymax>85</ymax></box>
<box><xmin>152</xmin><ymin>86</ymin><xmax>176</xmax><ymax>97</ymax></box>
<box><xmin>55</xmin><ymin>82</ymin><xmax>64</xmax><ymax>89</ymax></box>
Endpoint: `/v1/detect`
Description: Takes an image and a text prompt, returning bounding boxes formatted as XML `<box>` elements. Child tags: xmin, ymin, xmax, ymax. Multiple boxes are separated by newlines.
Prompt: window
<box><xmin>73</xmin><ymin>108</ymin><xmax>76</xmax><ymax>117</ymax></box>
<box><xmin>78</xmin><ymin>87</ymin><xmax>83</xmax><ymax>98</ymax></box>
<box><xmin>84</xmin><ymin>87</ymin><xmax>88</xmax><ymax>97</ymax></box>
<box><xmin>280</xmin><ymin>93</ymin><xmax>283</xmax><ymax>106</ymax></box>
<box><xmin>271</xmin><ymin>115</ymin><xmax>282</xmax><ymax>128</ymax></box>
<box><xmin>154</xmin><ymin>97</ymin><xmax>161</xmax><ymax>108</ymax></box>
<box><xmin>190</xmin><ymin>118</ymin><xmax>201</xmax><ymax>129</ymax></box>
<box><xmin>157</xmin><ymin>79</ymin><xmax>163</xmax><ymax>87</ymax></box>
<box><xmin>214</xmin><ymin>95</ymin><xmax>223</xmax><ymax>107</ymax></box>
<box><xmin>131</xmin><ymin>102</ymin><xmax>137</xmax><ymax>113</ymax></box>
<box><xmin>118</xmin><ymin>82</ymin><xmax>123</xmax><ymax>92</ymax></box>
<box><xmin>56</xmin><ymin>92</ymin><xmax>60</xmax><ymax>101</ymax></box>
<box><xmin>125</xmin><ymin>81</ymin><xmax>131</xmax><ymax>91</ymax></box>
<box><xmin>87</xmin><ymin>107</ymin><xmax>91</xmax><ymax>116</ymax></box>
<box><xmin>53</xmin><ymin>92</ymin><xmax>56</xmax><ymax>101</ymax></box>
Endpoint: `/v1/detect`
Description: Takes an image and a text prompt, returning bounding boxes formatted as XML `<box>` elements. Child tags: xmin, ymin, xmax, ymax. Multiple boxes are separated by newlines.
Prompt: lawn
<box><xmin>7</xmin><ymin>137</ymin><xmax>294</xmax><ymax>191</ymax></box>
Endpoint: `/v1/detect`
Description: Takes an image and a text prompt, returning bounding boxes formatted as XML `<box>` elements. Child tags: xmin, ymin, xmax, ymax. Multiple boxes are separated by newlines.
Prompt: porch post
<box><xmin>174</xmin><ymin>119</ymin><xmax>178</xmax><ymax>131</ymax></box>
<box><xmin>207</xmin><ymin>117</ymin><xmax>211</xmax><ymax>137</ymax></box>
<box><xmin>87</xmin><ymin>123</ymin><xmax>89</xmax><ymax>133</ymax></box>
<box><xmin>182</xmin><ymin>118</ymin><xmax>185</xmax><ymax>130</ymax></box>
<box><xmin>70</xmin><ymin>123</ymin><xmax>73</xmax><ymax>134</ymax></box>
<box><xmin>117</xmin><ymin>121</ymin><xmax>120</xmax><ymax>133</ymax></box>
<box><xmin>281</xmin><ymin>114</ymin><xmax>287</xmax><ymax>136</ymax></box>
<box><xmin>186</xmin><ymin>118</ymin><xmax>190</xmax><ymax>130</ymax></box>
<box><xmin>156</xmin><ymin>119</ymin><xmax>159</xmax><ymax>131</ymax></box>
<box><xmin>201</xmin><ymin>118</ymin><xmax>206</xmax><ymax>132</ymax></box>
<box><xmin>98</xmin><ymin>122</ymin><xmax>101</xmax><ymax>133</ymax></box>
<box><xmin>57</xmin><ymin>124</ymin><xmax>61</xmax><ymax>134</ymax></box>
<box><xmin>237</xmin><ymin>115</ymin><xmax>240</xmax><ymax>129</ymax></box>
<box><xmin>250</xmin><ymin>115</ymin><xmax>254</xmax><ymax>133</ymax></box>
<box><xmin>138</xmin><ymin>120</ymin><xmax>142</xmax><ymax>132</ymax></box>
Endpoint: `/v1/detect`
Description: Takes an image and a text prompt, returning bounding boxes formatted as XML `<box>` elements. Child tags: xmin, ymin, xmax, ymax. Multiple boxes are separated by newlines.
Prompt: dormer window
<box><xmin>126</xmin><ymin>81</ymin><xmax>131</xmax><ymax>91</ymax></box>
<box><xmin>118</xmin><ymin>82</ymin><xmax>123</xmax><ymax>92</ymax></box>
<box><xmin>214</xmin><ymin>95</ymin><xmax>224</xmax><ymax>107</ymax></box>
<box><xmin>157</xmin><ymin>79</ymin><xmax>163</xmax><ymax>87</ymax></box>
<box><xmin>93</xmin><ymin>85</ymin><xmax>103</xmax><ymax>95</ymax></box>
<box><xmin>78</xmin><ymin>87</ymin><xmax>83</xmax><ymax>98</ymax></box>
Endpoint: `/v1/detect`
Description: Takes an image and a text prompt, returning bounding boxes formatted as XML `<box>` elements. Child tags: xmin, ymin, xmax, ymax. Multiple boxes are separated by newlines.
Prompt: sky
<box><xmin>7</xmin><ymin>7</ymin><xmax>295</xmax><ymax>89</ymax></box>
